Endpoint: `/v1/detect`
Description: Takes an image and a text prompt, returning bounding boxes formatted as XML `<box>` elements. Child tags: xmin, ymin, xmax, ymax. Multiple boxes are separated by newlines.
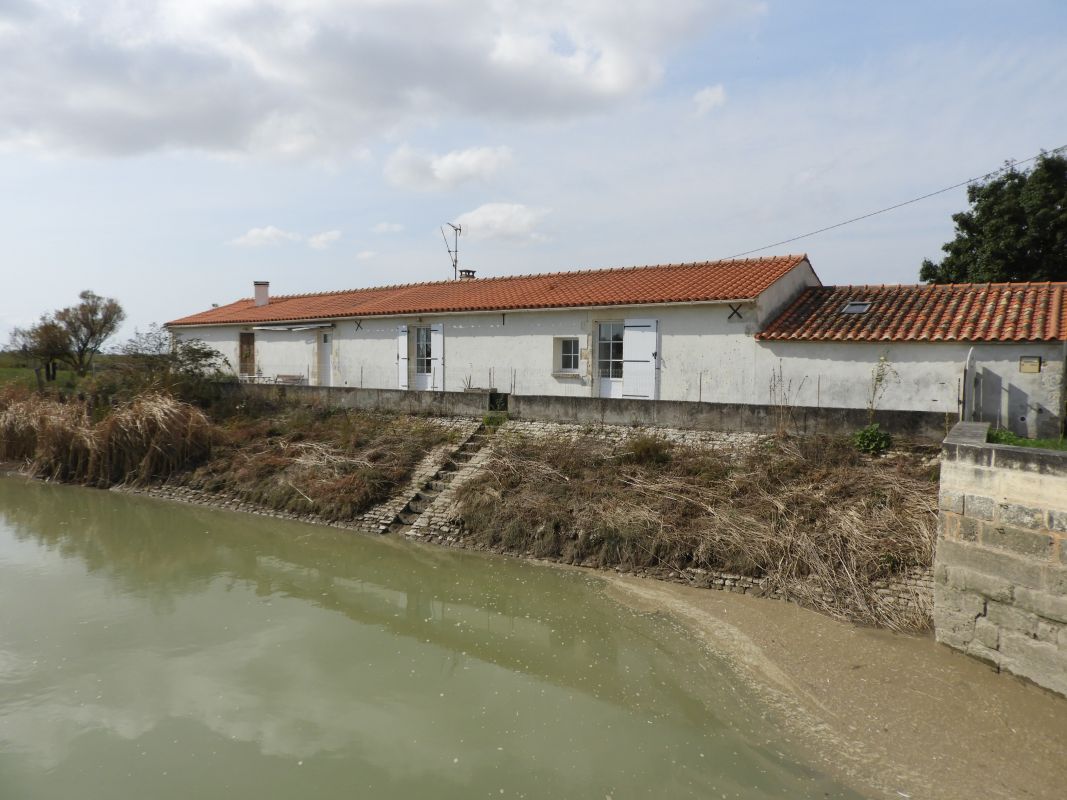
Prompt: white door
<box><xmin>597</xmin><ymin>322</ymin><xmax>624</xmax><ymax>398</ymax></box>
<box><xmin>622</xmin><ymin>319</ymin><xmax>658</xmax><ymax>400</ymax></box>
<box><xmin>397</xmin><ymin>325</ymin><xmax>409</xmax><ymax>389</ymax></box>
<box><xmin>317</xmin><ymin>332</ymin><xmax>332</xmax><ymax>387</ymax></box>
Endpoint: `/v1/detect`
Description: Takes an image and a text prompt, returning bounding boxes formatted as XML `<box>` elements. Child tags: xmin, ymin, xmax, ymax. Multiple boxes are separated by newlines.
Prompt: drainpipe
<box><xmin>962</xmin><ymin>346</ymin><xmax>975</xmax><ymax>422</ymax></box>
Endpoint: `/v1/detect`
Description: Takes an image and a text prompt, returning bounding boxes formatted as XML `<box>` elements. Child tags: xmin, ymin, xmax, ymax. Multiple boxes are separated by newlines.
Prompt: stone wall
<box><xmin>935</xmin><ymin>421</ymin><xmax>1067</xmax><ymax>696</ymax></box>
<box><xmin>232</xmin><ymin>383</ymin><xmax>953</xmax><ymax>442</ymax></box>
<box><xmin>508</xmin><ymin>394</ymin><xmax>953</xmax><ymax>442</ymax></box>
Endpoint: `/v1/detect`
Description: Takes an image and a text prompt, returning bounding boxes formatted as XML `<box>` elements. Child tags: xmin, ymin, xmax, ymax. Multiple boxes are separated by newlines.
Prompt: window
<box><xmin>415</xmin><ymin>327</ymin><xmax>432</xmax><ymax>375</ymax></box>
<box><xmin>840</xmin><ymin>301</ymin><xmax>872</xmax><ymax>314</ymax></box>
<box><xmin>560</xmin><ymin>338</ymin><xmax>579</xmax><ymax>371</ymax></box>
<box><xmin>598</xmin><ymin>322</ymin><xmax>624</xmax><ymax>379</ymax></box>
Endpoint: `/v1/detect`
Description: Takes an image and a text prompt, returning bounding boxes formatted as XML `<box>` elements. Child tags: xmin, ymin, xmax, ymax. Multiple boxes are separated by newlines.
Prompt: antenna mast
<box><xmin>440</xmin><ymin>223</ymin><xmax>462</xmax><ymax>280</ymax></box>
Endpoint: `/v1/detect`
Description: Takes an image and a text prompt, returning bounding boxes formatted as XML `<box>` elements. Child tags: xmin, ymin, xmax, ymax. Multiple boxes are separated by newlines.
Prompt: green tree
<box><xmin>55</xmin><ymin>290</ymin><xmax>125</xmax><ymax>376</ymax></box>
<box><xmin>920</xmin><ymin>151</ymin><xmax>1067</xmax><ymax>284</ymax></box>
<box><xmin>9</xmin><ymin>316</ymin><xmax>69</xmax><ymax>386</ymax></box>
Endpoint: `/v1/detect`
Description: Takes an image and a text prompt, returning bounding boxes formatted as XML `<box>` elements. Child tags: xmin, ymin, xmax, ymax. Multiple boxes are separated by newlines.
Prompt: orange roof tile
<box><xmin>757</xmin><ymin>282</ymin><xmax>1067</xmax><ymax>343</ymax></box>
<box><xmin>167</xmin><ymin>255</ymin><xmax>810</xmax><ymax>326</ymax></box>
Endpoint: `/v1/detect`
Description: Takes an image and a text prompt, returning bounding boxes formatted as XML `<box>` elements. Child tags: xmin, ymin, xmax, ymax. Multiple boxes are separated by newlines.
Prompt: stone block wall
<box><xmin>935</xmin><ymin>421</ymin><xmax>1067</xmax><ymax>696</ymax></box>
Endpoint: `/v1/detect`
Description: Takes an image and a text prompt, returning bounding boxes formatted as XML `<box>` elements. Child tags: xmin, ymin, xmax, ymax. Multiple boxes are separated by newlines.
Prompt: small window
<box><xmin>840</xmin><ymin>301</ymin><xmax>871</xmax><ymax>314</ymax></box>
<box><xmin>560</xmin><ymin>338</ymin><xmax>579</xmax><ymax>372</ymax></box>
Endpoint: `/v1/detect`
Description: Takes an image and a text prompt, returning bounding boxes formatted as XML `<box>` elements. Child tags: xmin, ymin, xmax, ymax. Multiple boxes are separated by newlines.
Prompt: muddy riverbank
<box><xmin>606</xmin><ymin>575</ymin><xmax>1067</xmax><ymax>800</ymax></box>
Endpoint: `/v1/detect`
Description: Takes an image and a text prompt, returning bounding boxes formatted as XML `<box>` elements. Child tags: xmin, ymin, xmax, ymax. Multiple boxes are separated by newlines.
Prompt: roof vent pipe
<box><xmin>254</xmin><ymin>281</ymin><xmax>269</xmax><ymax>307</ymax></box>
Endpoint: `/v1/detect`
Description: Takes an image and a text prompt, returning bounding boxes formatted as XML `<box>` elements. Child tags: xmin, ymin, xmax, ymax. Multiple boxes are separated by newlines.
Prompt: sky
<box><xmin>1</xmin><ymin>0</ymin><xmax>1065</xmax><ymax>341</ymax></box>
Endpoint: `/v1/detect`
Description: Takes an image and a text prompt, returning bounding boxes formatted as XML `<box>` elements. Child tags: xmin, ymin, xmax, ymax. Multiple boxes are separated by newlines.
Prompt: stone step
<box><xmin>396</xmin><ymin>511</ymin><xmax>420</xmax><ymax>525</ymax></box>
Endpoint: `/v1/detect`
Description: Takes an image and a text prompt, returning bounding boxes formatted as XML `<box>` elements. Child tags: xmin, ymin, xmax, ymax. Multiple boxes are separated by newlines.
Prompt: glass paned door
<box><xmin>597</xmin><ymin>323</ymin><xmax>623</xmax><ymax>398</ymax></box>
<box><xmin>414</xmin><ymin>327</ymin><xmax>432</xmax><ymax>390</ymax></box>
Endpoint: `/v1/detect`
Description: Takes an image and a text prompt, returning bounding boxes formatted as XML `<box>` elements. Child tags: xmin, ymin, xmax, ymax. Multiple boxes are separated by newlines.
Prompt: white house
<box><xmin>166</xmin><ymin>256</ymin><xmax>1067</xmax><ymax>437</ymax></box>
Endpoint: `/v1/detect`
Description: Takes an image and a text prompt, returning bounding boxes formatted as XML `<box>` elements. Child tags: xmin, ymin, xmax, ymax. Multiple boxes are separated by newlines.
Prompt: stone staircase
<box><xmin>386</xmin><ymin>424</ymin><xmax>493</xmax><ymax>535</ymax></box>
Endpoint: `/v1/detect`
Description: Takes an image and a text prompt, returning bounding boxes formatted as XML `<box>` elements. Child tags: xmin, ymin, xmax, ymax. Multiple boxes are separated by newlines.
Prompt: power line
<box><xmin>723</xmin><ymin>144</ymin><xmax>1066</xmax><ymax>259</ymax></box>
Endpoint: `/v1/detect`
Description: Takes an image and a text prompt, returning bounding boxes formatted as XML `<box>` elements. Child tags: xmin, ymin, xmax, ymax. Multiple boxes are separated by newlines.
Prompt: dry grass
<box><xmin>0</xmin><ymin>389</ymin><xmax>212</xmax><ymax>485</ymax></box>
<box><xmin>177</xmin><ymin>404</ymin><xmax>453</xmax><ymax>521</ymax></box>
<box><xmin>1</xmin><ymin>390</ymin><xmax>455</xmax><ymax>521</ymax></box>
<box><xmin>456</xmin><ymin>432</ymin><xmax>939</xmax><ymax>630</ymax></box>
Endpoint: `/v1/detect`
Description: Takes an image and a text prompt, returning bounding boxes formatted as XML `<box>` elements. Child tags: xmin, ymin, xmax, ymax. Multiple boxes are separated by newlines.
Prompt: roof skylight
<box><xmin>841</xmin><ymin>301</ymin><xmax>872</xmax><ymax>314</ymax></box>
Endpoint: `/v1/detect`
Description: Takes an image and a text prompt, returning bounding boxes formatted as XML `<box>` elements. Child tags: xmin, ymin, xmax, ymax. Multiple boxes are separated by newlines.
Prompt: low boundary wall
<box><xmin>508</xmin><ymin>395</ymin><xmax>952</xmax><ymax>441</ymax></box>
<box><xmin>236</xmin><ymin>383</ymin><xmax>493</xmax><ymax>418</ymax></box>
<box><xmin>935</xmin><ymin>422</ymin><xmax>1067</xmax><ymax>696</ymax></box>
<box><xmin>234</xmin><ymin>384</ymin><xmax>953</xmax><ymax>441</ymax></box>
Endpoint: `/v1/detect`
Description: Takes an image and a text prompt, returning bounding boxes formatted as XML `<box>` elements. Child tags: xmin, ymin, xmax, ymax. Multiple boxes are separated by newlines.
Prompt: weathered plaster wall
<box><xmin>934</xmin><ymin>422</ymin><xmax>1067</xmax><ymax>696</ymax></box>
<box><xmin>760</xmin><ymin>341</ymin><xmax>1065</xmax><ymax>438</ymax></box>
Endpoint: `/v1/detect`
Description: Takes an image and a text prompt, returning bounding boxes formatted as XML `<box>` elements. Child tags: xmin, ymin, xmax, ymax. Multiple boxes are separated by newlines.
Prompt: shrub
<box><xmin>852</xmin><ymin>423</ymin><xmax>891</xmax><ymax>455</ymax></box>
<box><xmin>621</xmin><ymin>433</ymin><xmax>672</xmax><ymax>465</ymax></box>
<box><xmin>482</xmin><ymin>411</ymin><xmax>508</xmax><ymax>429</ymax></box>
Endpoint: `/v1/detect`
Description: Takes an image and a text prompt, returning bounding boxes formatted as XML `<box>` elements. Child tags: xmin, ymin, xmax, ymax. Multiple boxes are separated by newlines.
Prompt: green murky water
<box><xmin>0</xmin><ymin>476</ymin><xmax>863</xmax><ymax>799</ymax></box>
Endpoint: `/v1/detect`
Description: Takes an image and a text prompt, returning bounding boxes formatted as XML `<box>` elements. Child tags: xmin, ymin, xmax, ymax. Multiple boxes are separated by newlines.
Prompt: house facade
<box><xmin>166</xmin><ymin>256</ymin><xmax>1067</xmax><ymax>438</ymax></box>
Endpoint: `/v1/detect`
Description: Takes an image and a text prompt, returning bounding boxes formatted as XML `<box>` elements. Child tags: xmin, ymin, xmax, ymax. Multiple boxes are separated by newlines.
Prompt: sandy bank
<box><xmin>606</xmin><ymin>575</ymin><xmax>1067</xmax><ymax>800</ymax></box>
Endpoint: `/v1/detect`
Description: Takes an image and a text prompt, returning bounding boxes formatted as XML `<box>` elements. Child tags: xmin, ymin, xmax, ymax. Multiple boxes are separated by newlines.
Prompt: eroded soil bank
<box><xmin>605</xmin><ymin>574</ymin><xmax>1067</xmax><ymax>800</ymax></box>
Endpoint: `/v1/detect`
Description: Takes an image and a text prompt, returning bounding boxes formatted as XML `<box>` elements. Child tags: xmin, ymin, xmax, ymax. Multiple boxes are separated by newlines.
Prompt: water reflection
<box><xmin>0</xmin><ymin>477</ymin><xmax>860</xmax><ymax>800</ymax></box>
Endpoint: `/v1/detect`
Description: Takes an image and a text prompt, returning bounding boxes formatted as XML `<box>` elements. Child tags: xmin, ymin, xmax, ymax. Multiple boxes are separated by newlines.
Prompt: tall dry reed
<box><xmin>0</xmin><ymin>391</ymin><xmax>212</xmax><ymax>486</ymax></box>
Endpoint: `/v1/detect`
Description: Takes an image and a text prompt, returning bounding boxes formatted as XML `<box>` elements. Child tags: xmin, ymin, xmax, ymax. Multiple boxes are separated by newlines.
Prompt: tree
<box><xmin>55</xmin><ymin>290</ymin><xmax>125</xmax><ymax>376</ymax></box>
<box><xmin>920</xmin><ymin>151</ymin><xmax>1067</xmax><ymax>284</ymax></box>
<box><xmin>114</xmin><ymin>324</ymin><xmax>230</xmax><ymax>400</ymax></box>
<box><xmin>9</xmin><ymin>316</ymin><xmax>70</xmax><ymax>386</ymax></box>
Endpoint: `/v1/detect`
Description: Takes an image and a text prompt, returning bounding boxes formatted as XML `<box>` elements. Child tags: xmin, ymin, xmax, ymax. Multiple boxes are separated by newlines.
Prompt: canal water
<box><xmin>0</xmin><ymin>476</ymin><xmax>863</xmax><ymax>799</ymax></box>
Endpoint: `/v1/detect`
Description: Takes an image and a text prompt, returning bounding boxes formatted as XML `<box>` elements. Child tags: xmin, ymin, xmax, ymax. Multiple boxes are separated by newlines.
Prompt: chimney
<box><xmin>458</xmin><ymin>269</ymin><xmax>476</xmax><ymax>280</ymax></box>
<box><xmin>254</xmin><ymin>281</ymin><xmax>269</xmax><ymax>307</ymax></box>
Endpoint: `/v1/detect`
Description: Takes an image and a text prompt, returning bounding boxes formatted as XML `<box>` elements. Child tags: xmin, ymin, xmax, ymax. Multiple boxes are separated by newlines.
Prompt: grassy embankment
<box><xmin>1</xmin><ymin>383</ymin><xmax>940</xmax><ymax>628</ymax></box>
<box><xmin>0</xmin><ymin>389</ymin><xmax>454</xmax><ymax>522</ymax></box>
<box><xmin>456</xmin><ymin>431</ymin><xmax>940</xmax><ymax>629</ymax></box>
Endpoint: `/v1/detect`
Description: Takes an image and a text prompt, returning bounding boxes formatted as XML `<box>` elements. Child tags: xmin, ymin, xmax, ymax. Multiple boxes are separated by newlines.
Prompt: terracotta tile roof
<box><xmin>757</xmin><ymin>282</ymin><xmax>1067</xmax><ymax>343</ymax></box>
<box><xmin>166</xmin><ymin>255</ymin><xmax>810</xmax><ymax>326</ymax></box>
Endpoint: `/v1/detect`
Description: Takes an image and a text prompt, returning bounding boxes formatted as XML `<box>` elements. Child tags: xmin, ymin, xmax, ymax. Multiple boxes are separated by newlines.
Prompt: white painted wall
<box><xmin>757</xmin><ymin>340</ymin><xmax>1066</xmax><ymax>437</ymax></box>
<box><xmin>170</xmin><ymin>326</ymin><xmax>240</xmax><ymax>372</ymax></box>
<box><xmin>169</xmin><ymin>267</ymin><xmax>1065</xmax><ymax>438</ymax></box>
<box><xmin>754</xmin><ymin>258</ymin><xmax>821</xmax><ymax>326</ymax></box>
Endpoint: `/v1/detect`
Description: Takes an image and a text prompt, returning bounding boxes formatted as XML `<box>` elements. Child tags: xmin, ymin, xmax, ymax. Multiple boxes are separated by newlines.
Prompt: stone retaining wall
<box><xmin>231</xmin><ymin>383</ymin><xmax>952</xmax><ymax>442</ymax></box>
<box><xmin>934</xmin><ymin>422</ymin><xmax>1067</xmax><ymax>696</ymax></box>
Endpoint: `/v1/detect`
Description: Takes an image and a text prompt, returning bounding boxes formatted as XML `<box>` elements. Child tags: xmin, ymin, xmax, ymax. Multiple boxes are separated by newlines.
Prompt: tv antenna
<box><xmin>440</xmin><ymin>222</ymin><xmax>462</xmax><ymax>280</ymax></box>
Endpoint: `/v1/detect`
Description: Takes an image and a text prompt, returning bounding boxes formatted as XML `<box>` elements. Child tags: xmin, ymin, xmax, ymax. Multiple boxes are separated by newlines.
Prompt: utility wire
<box><xmin>724</xmin><ymin>144</ymin><xmax>1066</xmax><ymax>259</ymax></box>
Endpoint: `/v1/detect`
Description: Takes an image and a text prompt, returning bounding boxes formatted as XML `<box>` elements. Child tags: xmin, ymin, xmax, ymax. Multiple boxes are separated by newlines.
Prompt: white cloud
<box><xmin>0</xmin><ymin>1</ymin><xmax>761</xmax><ymax>158</ymax></box>
<box><xmin>0</xmin><ymin>0</ymin><xmax>763</xmax><ymax>160</ymax></box>
<box><xmin>693</xmin><ymin>83</ymin><xmax>727</xmax><ymax>115</ymax></box>
<box><xmin>355</xmin><ymin>250</ymin><xmax>376</xmax><ymax>260</ymax></box>
<box><xmin>230</xmin><ymin>226</ymin><xmax>301</xmax><ymax>248</ymax></box>
<box><xmin>384</xmin><ymin>145</ymin><xmax>513</xmax><ymax>190</ymax></box>
<box><xmin>454</xmin><ymin>203</ymin><xmax>550</xmax><ymax>242</ymax></box>
<box><xmin>307</xmin><ymin>230</ymin><xmax>342</xmax><ymax>250</ymax></box>
<box><xmin>371</xmin><ymin>222</ymin><xmax>404</xmax><ymax>234</ymax></box>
